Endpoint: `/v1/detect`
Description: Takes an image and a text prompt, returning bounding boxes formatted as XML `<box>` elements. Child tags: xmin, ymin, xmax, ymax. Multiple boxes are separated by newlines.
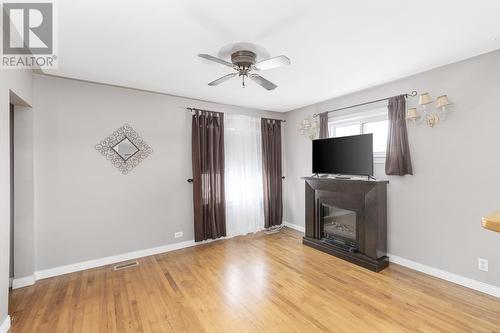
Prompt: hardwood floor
<box><xmin>9</xmin><ymin>228</ymin><xmax>500</xmax><ymax>332</ymax></box>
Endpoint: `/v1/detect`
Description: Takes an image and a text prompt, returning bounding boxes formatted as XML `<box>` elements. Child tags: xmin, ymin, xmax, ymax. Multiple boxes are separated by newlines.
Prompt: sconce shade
<box><xmin>406</xmin><ymin>108</ymin><xmax>419</xmax><ymax>120</ymax></box>
<box><xmin>436</xmin><ymin>95</ymin><xmax>451</xmax><ymax>108</ymax></box>
<box><xmin>418</xmin><ymin>93</ymin><xmax>433</xmax><ymax>105</ymax></box>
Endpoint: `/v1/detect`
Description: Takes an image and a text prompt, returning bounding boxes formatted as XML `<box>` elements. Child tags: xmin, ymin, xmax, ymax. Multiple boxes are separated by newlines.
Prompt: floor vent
<box><xmin>113</xmin><ymin>261</ymin><xmax>139</xmax><ymax>271</ymax></box>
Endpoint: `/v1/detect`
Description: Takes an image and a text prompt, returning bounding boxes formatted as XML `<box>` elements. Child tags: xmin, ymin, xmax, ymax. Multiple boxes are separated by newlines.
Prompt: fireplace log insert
<box><xmin>302</xmin><ymin>176</ymin><xmax>389</xmax><ymax>272</ymax></box>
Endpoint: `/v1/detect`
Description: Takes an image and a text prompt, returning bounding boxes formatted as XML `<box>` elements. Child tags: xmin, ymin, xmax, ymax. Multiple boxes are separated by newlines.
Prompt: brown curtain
<box><xmin>385</xmin><ymin>95</ymin><xmax>413</xmax><ymax>175</ymax></box>
<box><xmin>191</xmin><ymin>109</ymin><xmax>226</xmax><ymax>241</ymax></box>
<box><xmin>261</xmin><ymin>118</ymin><xmax>283</xmax><ymax>228</ymax></box>
<box><xmin>319</xmin><ymin>112</ymin><xmax>329</xmax><ymax>139</ymax></box>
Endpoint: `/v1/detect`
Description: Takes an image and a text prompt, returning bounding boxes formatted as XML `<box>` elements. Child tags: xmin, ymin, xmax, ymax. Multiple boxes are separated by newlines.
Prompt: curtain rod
<box><xmin>312</xmin><ymin>91</ymin><xmax>418</xmax><ymax>117</ymax></box>
<box><xmin>187</xmin><ymin>107</ymin><xmax>221</xmax><ymax>114</ymax></box>
<box><xmin>186</xmin><ymin>107</ymin><xmax>286</xmax><ymax>122</ymax></box>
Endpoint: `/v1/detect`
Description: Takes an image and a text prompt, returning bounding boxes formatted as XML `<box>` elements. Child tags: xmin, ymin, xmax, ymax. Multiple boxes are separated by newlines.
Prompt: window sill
<box><xmin>374</xmin><ymin>156</ymin><xmax>386</xmax><ymax>164</ymax></box>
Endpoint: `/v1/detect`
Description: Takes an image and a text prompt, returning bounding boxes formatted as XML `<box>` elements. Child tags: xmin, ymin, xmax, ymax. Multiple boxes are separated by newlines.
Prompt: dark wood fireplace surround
<box><xmin>302</xmin><ymin>177</ymin><xmax>389</xmax><ymax>272</ymax></box>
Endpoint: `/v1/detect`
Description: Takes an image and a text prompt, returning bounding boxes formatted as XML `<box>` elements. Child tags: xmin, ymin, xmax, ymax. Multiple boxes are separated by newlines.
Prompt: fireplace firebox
<box><xmin>302</xmin><ymin>176</ymin><xmax>389</xmax><ymax>272</ymax></box>
<box><xmin>321</xmin><ymin>204</ymin><xmax>357</xmax><ymax>252</ymax></box>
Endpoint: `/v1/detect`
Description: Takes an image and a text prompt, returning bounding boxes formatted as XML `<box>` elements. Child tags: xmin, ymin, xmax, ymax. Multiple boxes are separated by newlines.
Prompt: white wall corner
<box><xmin>12</xmin><ymin>275</ymin><xmax>36</xmax><ymax>289</ymax></box>
<box><xmin>0</xmin><ymin>316</ymin><xmax>11</xmax><ymax>333</ymax></box>
<box><xmin>284</xmin><ymin>221</ymin><xmax>305</xmax><ymax>233</ymax></box>
<box><xmin>389</xmin><ymin>254</ymin><xmax>500</xmax><ymax>299</ymax></box>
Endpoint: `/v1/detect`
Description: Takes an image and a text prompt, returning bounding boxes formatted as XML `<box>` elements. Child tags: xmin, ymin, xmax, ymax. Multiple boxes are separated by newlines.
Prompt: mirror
<box><xmin>112</xmin><ymin>137</ymin><xmax>139</xmax><ymax>161</ymax></box>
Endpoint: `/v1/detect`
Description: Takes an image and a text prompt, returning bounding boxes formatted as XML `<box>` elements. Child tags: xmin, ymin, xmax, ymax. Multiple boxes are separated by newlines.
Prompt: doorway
<box><xmin>7</xmin><ymin>95</ymin><xmax>35</xmax><ymax>291</ymax></box>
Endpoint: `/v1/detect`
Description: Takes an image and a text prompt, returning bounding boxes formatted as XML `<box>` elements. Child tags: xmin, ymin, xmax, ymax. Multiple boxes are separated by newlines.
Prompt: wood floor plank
<box><xmin>9</xmin><ymin>228</ymin><xmax>500</xmax><ymax>332</ymax></box>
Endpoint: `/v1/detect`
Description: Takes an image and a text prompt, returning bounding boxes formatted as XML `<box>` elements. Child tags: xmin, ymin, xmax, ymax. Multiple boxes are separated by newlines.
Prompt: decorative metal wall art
<box><xmin>95</xmin><ymin>123</ymin><xmax>152</xmax><ymax>174</ymax></box>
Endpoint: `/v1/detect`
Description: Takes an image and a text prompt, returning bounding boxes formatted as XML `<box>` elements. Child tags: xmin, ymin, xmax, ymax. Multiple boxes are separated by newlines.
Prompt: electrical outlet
<box><xmin>478</xmin><ymin>258</ymin><xmax>489</xmax><ymax>272</ymax></box>
<box><xmin>174</xmin><ymin>231</ymin><xmax>183</xmax><ymax>239</ymax></box>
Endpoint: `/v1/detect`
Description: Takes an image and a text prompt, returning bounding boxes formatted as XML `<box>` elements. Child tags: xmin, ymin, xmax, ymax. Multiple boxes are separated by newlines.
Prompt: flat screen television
<box><xmin>312</xmin><ymin>134</ymin><xmax>373</xmax><ymax>176</ymax></box>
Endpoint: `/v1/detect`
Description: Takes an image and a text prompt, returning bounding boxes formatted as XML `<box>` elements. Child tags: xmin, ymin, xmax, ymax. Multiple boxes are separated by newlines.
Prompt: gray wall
<box><xmin>284</xmin><ymin>50</ymin><xmax>500</xmax><ymax>287</ymax></box>
<box><xmin>0</xmin><ymin>70</ymin><xmax>33</xmax><ymax>327</ymax></box>
<box><xmin>33</xmin><ymin>74</ymin><xmax>284</xmax><ymax>271</ymax></box>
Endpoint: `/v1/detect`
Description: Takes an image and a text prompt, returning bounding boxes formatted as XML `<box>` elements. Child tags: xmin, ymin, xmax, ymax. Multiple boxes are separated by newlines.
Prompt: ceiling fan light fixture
<box><xmin>198</xmin><ymin>48</ymin><xmax>290</xmax><ymax>91</ymax></box>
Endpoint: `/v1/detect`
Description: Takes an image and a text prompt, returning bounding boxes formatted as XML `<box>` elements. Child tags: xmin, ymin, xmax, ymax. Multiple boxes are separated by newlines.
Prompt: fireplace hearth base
<box><xmin>303</xmin><ymin>237</ymin><xmax>389</xmax><ymax>272</ymax></box>
<box><xmin>302</xmin><ymin>176</ymin><xmax>389</xmax><ymax>272</ymax></box>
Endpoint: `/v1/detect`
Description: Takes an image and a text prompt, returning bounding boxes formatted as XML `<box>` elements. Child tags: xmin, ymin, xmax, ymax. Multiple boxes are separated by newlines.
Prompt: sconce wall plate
<box><xmin>95</xmin><ymin>123</ymin><xmax>153</xmax><ymax>174</ymax></box>
<box><xmin>425</xmin><ymin>114</ymin><xmax>440</xmax><ymax>127</ymax></box>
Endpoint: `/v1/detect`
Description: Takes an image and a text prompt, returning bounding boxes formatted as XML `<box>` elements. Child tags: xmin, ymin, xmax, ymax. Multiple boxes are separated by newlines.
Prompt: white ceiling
<box><xmin>45</xmin><ymin>0</ymin><xmax>500</xmax><ymax>112</ymax></box>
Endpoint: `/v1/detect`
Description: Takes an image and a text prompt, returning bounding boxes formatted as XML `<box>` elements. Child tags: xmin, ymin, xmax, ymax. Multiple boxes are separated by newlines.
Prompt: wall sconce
<box><xmin>299</xmin><ymin>117</ymin><xmax>319</xmax><ymax>139</ymax></box>
<box><xmin>407</xmin><ymin>93</ymin><xmax>453</xmax><ymax>128</ymax></box>
<box><xmin>419</xmin><ymin>92</ymin><xmax>439</xmax><ymax>127</ymax></box>
<box><xmin>436</xmin><ymin>95</ymin><xmax>451</xmax><ymax>112</ymax></box>
<box><xmin>406</xmin><ymin>108</ymin><xmax>421</xmax><ymax>122</ymax></box>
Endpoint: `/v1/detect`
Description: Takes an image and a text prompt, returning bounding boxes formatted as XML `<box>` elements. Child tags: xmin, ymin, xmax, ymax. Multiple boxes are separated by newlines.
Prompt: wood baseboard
<box><xmin>35</xmin><ymin>240</ymin><xmax>198</xmax><ymax>280</ymax></box>
<box><xmin>0</xmin><ymin>316</ymin><xmax>10</xmax><ymax>333</ymax></box>
<box><xmin>12</xmin><ymin>275</ymin><xmax>35</xmax><ymax>289</ymax></box>
<box><xmin>389</xmin><ymin>254</ymin><xmax>500</xmax><ymax>298</ymax></box>
<box><xmin>284</xmin><ymin>221</ymin><xmax>305</xmax><ymax>233</ymax></box>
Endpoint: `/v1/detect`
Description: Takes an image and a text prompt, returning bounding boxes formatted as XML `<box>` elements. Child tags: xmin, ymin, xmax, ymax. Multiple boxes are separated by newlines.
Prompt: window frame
<box><xmin>328</xmin><ymin>107</ymin><xmax>388</xmax><ymax>164</ymax></box>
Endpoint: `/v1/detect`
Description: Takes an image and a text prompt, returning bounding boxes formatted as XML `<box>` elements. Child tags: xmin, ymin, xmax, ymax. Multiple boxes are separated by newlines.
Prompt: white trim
<box><xmin>35</xmin><ymin>240</ymin><xmax>198</xmax><ymax>280</ymax></box>
<box><xmin>34</xmin><ymin>233</ymin><xmax>265</xmax><ymax>282</ymax></box>
<box><xmin>389</xmin><ymin>254</ymin><xmax>500</xmax><ymax>299</ymax></box>
<box><xmin>329</xmin><ymin>107</ymin><xmax>388</xmax><ymax>123</ymax></box>
<box><xmin>284</xmin><ymin>221</ymin><xmax>305</xmax><ymax>233</ymax></box>
<box><xmin>0</xmin><ymin>316</ymin><xmax>10</xmax><ymax>333</ymax></box>
<box><xmin>12</xmin><ymin>275</ymin><xmax>35</xmax><ymax>289</ymax></box>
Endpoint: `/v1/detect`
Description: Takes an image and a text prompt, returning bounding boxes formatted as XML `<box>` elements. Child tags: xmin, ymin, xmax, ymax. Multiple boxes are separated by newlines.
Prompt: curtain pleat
<box><xmin>385</xmin><ymin>95</ymin><xmax>413</xmax><ymax>175</ymax></box>
<box><xmin>261</xmin><ymin>118</ymin><xmax>283</xmax><ymax>228</ymax></box>
<box><xmin>319</xmin><ymin>112</ymin><xmax>329</xmax><ymax>139</ymax></box>
<box><xmin>192</xmin><ymin>110</ymin><xmax>226</xmax><ymax>241</ymax></box>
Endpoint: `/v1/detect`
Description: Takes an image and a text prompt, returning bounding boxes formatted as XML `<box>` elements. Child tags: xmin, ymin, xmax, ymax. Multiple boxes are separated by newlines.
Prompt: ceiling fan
<box><xmin>198</xmin><ymin>50</ymin><xmax>290</xmax><ymax>90</ymax></box>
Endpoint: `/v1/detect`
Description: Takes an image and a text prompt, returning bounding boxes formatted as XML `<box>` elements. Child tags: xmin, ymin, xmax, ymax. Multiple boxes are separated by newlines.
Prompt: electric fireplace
<box><xmin>302</xmin><ymin>176</ymin><xmax>389</xmax><ymax>272</ymax></box>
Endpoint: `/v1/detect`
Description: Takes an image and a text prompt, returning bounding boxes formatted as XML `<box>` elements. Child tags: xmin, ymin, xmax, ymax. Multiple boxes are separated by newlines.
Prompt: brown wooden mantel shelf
<box><xmin>482</xmin><ymin>210</ymin><xmax>500</xmax><ymax>233</ymax></box>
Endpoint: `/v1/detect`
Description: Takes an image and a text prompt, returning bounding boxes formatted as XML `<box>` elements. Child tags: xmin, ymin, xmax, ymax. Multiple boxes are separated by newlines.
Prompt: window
<box><xmin>328</xmin><ymin>107</ymin><xmax>388</xmax><ymax>163</ymax></box>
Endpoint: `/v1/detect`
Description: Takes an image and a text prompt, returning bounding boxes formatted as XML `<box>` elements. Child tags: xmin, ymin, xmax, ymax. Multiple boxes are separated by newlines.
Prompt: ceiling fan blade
<box><xmin>249</xmin><ymin>74</ymin><xmax>277</xmax><ymax>90</ymax></box>
<box><xmin>198</xmin><ymin>54</ymin><xmax>234</xmax><ymax>68</ymax></box>
<box><xmin>208</xmin><ymin>73</ymin><xmax>237</xmax><ymax>86</ymax></box>
<box><xmin>254</xmin><ymin>55</ymin><xmax>291</xmax><ymax>70</ymax></box>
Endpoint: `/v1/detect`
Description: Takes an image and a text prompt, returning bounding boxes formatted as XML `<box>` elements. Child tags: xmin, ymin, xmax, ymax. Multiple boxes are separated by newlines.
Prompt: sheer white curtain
<box><xmin>224</xmin><ymin>114</ymin><xmax>265</xmax><ymax>236</ymax></box>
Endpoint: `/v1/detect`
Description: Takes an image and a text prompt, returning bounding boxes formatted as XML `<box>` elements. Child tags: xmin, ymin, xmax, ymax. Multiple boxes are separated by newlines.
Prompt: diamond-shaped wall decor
<box><xmin>95</xmin><ymin>124</ymin><xmax>152</xmax><ymax>174</ymax></box>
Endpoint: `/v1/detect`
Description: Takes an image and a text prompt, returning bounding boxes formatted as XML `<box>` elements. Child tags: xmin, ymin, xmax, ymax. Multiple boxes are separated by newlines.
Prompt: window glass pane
<box><xmin>334</xmin><ymin>124</ymin><xmax>360</xmax><ymax>137</ymax></box>
<box><xmin>363</xmin><ymin>120</ymin><xmax>388</xmax><ymax>153</ymax></box>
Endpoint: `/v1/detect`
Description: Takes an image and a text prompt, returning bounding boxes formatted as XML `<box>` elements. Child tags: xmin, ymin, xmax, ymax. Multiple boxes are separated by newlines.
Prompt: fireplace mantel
<box><xmin>302</xmin><ymin>176</ymin><xmax>389</xmax><ymax>272</ymax></box>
